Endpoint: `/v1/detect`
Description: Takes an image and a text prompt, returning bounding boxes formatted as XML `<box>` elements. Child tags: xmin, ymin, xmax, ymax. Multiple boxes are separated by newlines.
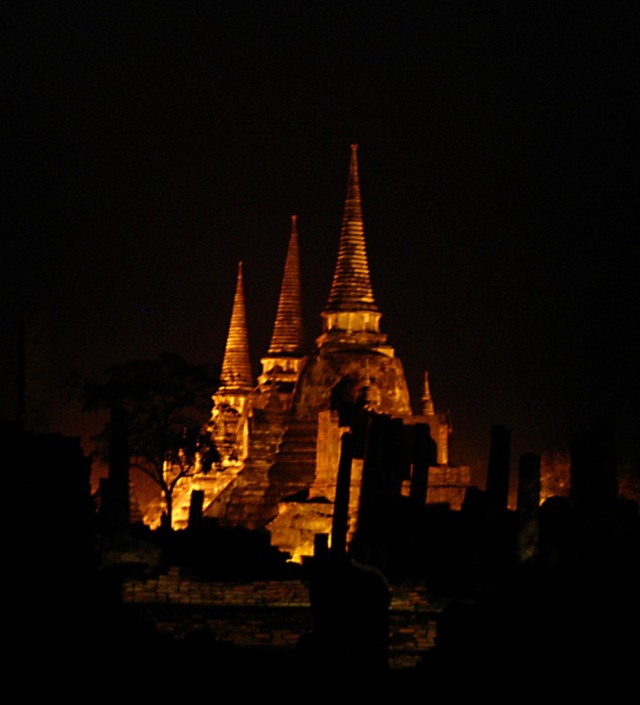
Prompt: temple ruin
<box><xmin>156</xmin><ymin>145</ymin><xmax>471</xmax><ymax>562</ymax></box>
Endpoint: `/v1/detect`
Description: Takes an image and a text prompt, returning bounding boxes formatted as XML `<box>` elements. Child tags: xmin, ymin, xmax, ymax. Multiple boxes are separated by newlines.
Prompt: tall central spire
<box><xmin>317</xmin><ymin>145</ymin><xmax>389</xmax><ymax>352</ymax></box>
<box><xmin>324</xmin><ymin>144</ymin><xmax>378</xmax><ymax>313</ymax></box>
<box><xmin>268</xmin><ymin>215</ymin><xmax>304</xmax><ymax>355</ymax></box>
<box><xmin>220</xmin><ymin>261</ymin><xmax>253</xmax><ymax>390</ymax></box>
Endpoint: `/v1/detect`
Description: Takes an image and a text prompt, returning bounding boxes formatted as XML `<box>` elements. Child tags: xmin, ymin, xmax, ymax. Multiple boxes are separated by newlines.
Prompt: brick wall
<box><xmin>122</xmin><ymin>567</ymin><xmax>448</xmax><ymax>669</ymax></box>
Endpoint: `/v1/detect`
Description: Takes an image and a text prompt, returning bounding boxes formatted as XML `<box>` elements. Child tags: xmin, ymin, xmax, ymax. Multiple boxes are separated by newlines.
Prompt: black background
<box><xmin>3</xmin><ymin>2</ymin><xmax>638</xmax><ymax>488</ymax></box>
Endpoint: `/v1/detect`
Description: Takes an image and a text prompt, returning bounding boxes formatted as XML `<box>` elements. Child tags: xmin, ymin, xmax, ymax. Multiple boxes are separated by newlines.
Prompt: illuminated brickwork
<box><xmin>122</xmin><ymin>567</ymin><xmax>447</xmax><ymax>669</ymax></box>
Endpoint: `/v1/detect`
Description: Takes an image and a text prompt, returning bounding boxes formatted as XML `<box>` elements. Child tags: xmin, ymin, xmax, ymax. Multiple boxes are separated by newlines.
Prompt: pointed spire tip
<box><xmin>267</xmin><ymin>215</ymin><xmax>304</xmax><ymax>355</ymax></box>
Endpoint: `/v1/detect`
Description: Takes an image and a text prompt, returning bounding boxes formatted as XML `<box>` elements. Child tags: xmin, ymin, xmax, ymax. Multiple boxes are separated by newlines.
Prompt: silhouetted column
<box><xmin>306</xmin><ymin>555</ymin><xmax>391</xmax><ymax>677</ymax></box>
<box><xmin>410</xmin><ymin>422</ymin><xmax>437</xmax><ymax>506</ymax></box>
<box><xmin>485</xmin><ymin>425</ymin><xmax>511</xmax><ymax>520</ymax></box>
<box><xmin>351</xmin><ymin>415</ymin><xmax>404</xmax><ymax>573</ymax></box>
<box><xmin>516</xmin><ymin>453</ymin><xmax>540</xmax><ymax>565</ymax></box>
<box><xmin>188</xmin><ymin>489</ymin><xmax>204</xmax><ymax>529</ymax></box>
<box><xmin>314</xmin><ymin>533</ymin><xmax>329</xmax><ymax>559</ymax></box>
<box><xmin>331</xmin><ymin>431</ymin><xmax>354</xmax><ymax>558</ymax></box>
<box><xmin>101</xmin><ymin>405</ymin><xmax>130</xmax><ymax>535</ymax></box>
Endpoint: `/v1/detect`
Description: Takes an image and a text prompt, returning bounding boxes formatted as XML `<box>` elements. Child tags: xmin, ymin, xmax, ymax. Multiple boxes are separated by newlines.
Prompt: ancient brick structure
<box><xmin>166</xmin><ymin>145</ymin><xmax>471</xmax><ymax>562</ymax></box>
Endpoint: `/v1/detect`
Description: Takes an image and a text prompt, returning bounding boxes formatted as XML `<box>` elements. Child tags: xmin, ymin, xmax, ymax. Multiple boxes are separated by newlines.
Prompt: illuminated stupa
<box><xmin>167</xmin><ymin>145</ymin><xmax>470</xmax><ymax>562</ymax></box>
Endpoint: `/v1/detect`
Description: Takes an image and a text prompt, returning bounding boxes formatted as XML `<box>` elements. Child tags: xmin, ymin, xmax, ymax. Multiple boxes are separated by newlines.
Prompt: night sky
<box><xmin>3</xmin><ymin>2</ymin><xmax>638</xmax><ymax>485</ymax></box>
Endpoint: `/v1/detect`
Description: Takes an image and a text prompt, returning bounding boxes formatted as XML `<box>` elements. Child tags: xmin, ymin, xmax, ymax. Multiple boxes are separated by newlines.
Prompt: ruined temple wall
<box><xmin>121</xmin><ymin>567</ymin><xmax>443</xmax><ymax>668</ymax></box>
<box><xmin>426</xmin><ymin>465</ymin><xmax>471</xmax><ymax>510</ymax></box>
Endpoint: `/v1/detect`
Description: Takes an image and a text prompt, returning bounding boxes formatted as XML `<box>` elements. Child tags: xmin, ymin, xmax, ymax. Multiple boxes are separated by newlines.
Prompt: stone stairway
<box><xmin>267</xmin><ymin>420</ymin><xmax>319</xmax><ymax>500</ymax></box>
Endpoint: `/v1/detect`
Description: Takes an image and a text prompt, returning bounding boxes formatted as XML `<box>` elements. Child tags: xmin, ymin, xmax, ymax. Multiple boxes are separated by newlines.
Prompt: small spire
<box><xmin>268</xmin><ymin>215</ymin><xmax>304</xmax><ymax>355</ymax></box>
<box><xmin>421</xmin><ymin>371</ymin><xmax>435</xmax><ymax>415</ymax></box>
<box><xmin>324</xmin><ymin>144</ymin><xmax>378</xmax><ymax>313</ymax></box>
<box><xmin>220</xmin><ymin>261</ymin><xmax>253</xmax><ymax>390</ymax></box>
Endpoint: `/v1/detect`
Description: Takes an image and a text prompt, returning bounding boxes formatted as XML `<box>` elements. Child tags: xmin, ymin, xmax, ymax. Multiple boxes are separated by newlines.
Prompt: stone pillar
<box><xmin>516</xmin><ymin>453</ymin><xmax>540</xmax><ymax>565</ymax></box>
<box><xmin>350</xmin><ymin>415</ymin><xmax>404</xmax><ymax>573</ymax></box>
<box><xmin>330</xmin><ymin>431</ymin><xmax>354</xmax><ymax>558</ymax></box>
<box><xmin>188</xmin><ymin>489</ymin><xmax>205</xmax><ymax>529</ymax></box>
<box><xmin>485</xmin><ymin>424</ymin><xmax>511</xmax><ymax>520</ymax></box>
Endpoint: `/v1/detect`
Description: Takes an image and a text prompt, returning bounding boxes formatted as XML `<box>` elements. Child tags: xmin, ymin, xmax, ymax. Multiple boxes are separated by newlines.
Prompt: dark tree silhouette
<box><xmin>76</xmin><ymin>352</ymin><xmax>220</xmax><ymax>528</ymax></box>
